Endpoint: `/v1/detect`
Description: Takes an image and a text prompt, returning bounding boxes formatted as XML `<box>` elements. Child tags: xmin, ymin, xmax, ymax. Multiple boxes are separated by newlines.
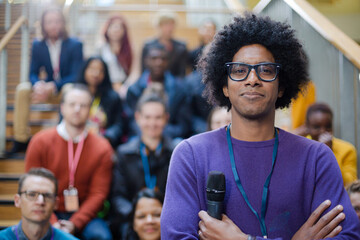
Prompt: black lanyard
<box><xmin>226</xmin><ymin>124</ymin><xmax>279</xmax><ymax>238</ymax></box>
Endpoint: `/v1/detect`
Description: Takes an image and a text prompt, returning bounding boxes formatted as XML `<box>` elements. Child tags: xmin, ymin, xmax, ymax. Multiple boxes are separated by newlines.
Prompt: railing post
<box><xmin>20</xmin><ymin>3</ymin><xmax>29</xmax><ymax>83</ymax></box>
<box><xmin>0</xmin><ymin>0</ymin><xmax>11</xmax><ymax>158</ymax></box>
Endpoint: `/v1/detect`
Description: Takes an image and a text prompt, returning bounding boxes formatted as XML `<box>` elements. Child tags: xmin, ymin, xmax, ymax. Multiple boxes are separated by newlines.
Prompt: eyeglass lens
<box><xmin>21</xmin><ymin>191</ymin><xmax>55</xmax><ymax>202</ymax></box>
<box><xmin>229</xmin><ymin>63</ymin><xmax>278</xmax><ymax>81</ymax></box>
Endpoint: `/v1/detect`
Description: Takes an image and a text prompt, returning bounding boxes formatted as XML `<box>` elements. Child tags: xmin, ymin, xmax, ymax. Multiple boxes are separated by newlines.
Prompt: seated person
<box><xmin>347</xmin><ymin>180</ymin><xmax>360</xmax><ymax>220</ymax></box>
<box><xmin>188</xmin><ymin>19</ymin><xmax>217</xmax><ymax>70</ymax></box>
<box><xmin>306</xmin><ymin>102</ymin><xmax>358</xmax><ymax>186</ymax></box>
<box><xmin>0</xmin><ymin>168</ymin><xmax>77</xmax><ymax>239</ymax></box>
<box><xmin>124</xmin><ymin>188</ymin><xmax>163</xmax><ymax>240</ymax></box>
<box><xmin>77</xmin><ymin>56</ymin><xmax>127</xmax><ymax>148</ymax></box>
<box><xmin>207</xmin><ymin>106</ymin><xmax>232</xmax><ymax>131</ymax></box>
<box><xmin>141</xmin><ymin>10</ymin><xmax>187</xmax><ymax>78</ymax></box>
<box><xmin>25</xmin><ymin>84</ymin><xmax>113</xmax><ymax>240</ymax></box>
<box><xmin>110</xmin><ymin>93</ymin><xmax>176</xmax><ymax>237</ymax></box>
<box><xmin>185</xmin><ymin>70</ymin><xmax>212</xmax><ymax>135</ymax></box>
<box><xmin>127</xmin><ymin>43</ymin><xmax>191</xmax><ymax>139</ymax></box>
<box><xmin>10</xmin><ymin>7</ymin><xmax>83</xmax><ymax>154</ymax></box>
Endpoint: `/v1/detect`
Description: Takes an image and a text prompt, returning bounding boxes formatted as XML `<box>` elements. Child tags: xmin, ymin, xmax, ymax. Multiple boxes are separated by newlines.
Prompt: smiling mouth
<box><xmin>241</xmin><ymin>92</ymin><xmax>264</xmax><ymax>98</ymax></box>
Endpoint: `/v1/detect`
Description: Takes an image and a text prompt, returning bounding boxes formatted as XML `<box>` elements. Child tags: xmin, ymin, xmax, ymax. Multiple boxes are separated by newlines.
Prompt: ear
<box><xmin>278</xmin><ymin>87</ymin><xmax>284</xmax><ymax>98</ymax></box>
<box><xmin>223</xmin><ymin>85</ymin><xmax>229</xmax><ymax>98</ymax></box>
<box><xmin>14</xmin><ymin>194</ymin><xmax>21</xmax><ymax>208</ymax></box>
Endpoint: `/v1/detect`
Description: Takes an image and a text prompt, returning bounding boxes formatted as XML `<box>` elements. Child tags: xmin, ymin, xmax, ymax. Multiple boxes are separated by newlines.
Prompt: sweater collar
<box><xmin>56</xmin><ymin>121</ymin><xmax>88</xmax><ymax>143</ymax></box>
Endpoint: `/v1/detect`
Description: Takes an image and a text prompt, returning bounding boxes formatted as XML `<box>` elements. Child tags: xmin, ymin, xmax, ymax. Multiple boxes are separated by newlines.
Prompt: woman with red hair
<box><xmin>98</xmin><ymin>15</ymin><xmax>136</xmax><ymax>98</ymax></box>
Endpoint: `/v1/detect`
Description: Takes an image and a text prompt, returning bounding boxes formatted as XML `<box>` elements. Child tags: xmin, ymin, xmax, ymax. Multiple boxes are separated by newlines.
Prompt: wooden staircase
<box><xmin>0</xmin><ymin>2</ymin><xmax>60</xmax><ymax>229</ymax></box>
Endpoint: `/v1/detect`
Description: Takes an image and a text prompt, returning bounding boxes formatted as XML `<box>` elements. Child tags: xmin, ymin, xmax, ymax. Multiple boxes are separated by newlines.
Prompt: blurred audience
<box><xmin>98</xmin><ymin>15</ymin><xmax>138</xmax><ymax>99</ymax></box>
<box><xmin>77</xmin><ymin>56</ymin><xmax>127</xmax><ymax>148</ymax></box>
<box><xmin>127</xmin><ymin>43</ymin><xmax>191</xmax><ymax>139</ymax></box>
<box><xmin>291</xmin><ymin>81</ymin><xmax>316</xmax><ymax>136</ymax></box>
<box><xmin>188</xmin><ymin>19</ymin><xmax>217</xmax><ymax>70</ymax></box>
<box><xmin>10</xmin><ymin>7</ymin><xmax>83</xmax><ymax>155</ymax></box>
<box><xmin>25</xmin><ymin>84</ymin><xmax>113</xmax><ymax>239</ymax></box>
<box><xmin>306</xmin><ymin>102</ymin><xmax>357</xmax><ymax>186</ymax></box>
<box><xmin>124</xmin><ymin>188</ymin><xmax>163</xmax><ymax>240</ymax></box>
<box><xmin>141</xmin><ymin>9</ymin><xmax>188</xmax><ymax>78</ymax></box>
<box><xmin>347</xmin><ymin>180</ymin><xmax>360</xmax><ymax>221</ymax></box>
<box><xmin>0</xmin><ymin>168</ymin><xmax>78</xmax><ymax>239</ymax></box>
<box><xmin>110</xmin><ymin>93</ymin><xmax>175</xmax><ymax>238</ymax></box>
<box><xmin>207</xmin><ymin>106</ymin><xmax>232</xmax><ymax>131</ymax></box>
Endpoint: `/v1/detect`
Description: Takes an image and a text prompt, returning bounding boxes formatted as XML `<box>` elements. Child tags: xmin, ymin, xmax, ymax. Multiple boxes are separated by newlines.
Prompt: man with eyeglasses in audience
<box><xmin>25</xmin><ymin>84</ymin><xmax>113</xmax><ymax>240</ymax></box>
<box><xmin>0</xmin><ymin>167</ymin><xmax>78</xmax><ymax>239</ymax></box>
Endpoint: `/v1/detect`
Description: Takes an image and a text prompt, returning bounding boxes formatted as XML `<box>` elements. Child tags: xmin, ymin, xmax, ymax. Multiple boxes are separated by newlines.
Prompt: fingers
<box><xmin>306</xmin><ymin>200</ymin><xmax>331</xmax><ymax>226</ymax></box>
<box><xmin>324</xmin><ymin>225</ymin><xmax>343</xmax><ymax>238</ymax></box>
<box><xmin>315</xmin><ymin>210</ymin><xmax>345</xmax><ymax>239</ymax></box>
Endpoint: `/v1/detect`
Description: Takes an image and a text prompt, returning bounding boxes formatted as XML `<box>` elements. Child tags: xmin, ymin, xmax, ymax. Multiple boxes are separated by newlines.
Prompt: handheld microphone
<box><xmin>206</xmin><ymin>171</ymin><xmax>225</xmax><ymax>220</ymax></box>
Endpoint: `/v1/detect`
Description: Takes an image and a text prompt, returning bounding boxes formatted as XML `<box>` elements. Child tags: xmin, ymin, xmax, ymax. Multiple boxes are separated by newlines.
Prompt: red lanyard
<box><xmin>67</xmin><ymin>136</ymin><xmax>84</xmax><ymax>187</ymax></box>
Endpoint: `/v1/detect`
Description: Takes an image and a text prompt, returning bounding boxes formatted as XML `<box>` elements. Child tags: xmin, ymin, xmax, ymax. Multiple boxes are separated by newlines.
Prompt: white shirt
<box><xmin>46</xmin><ymin>39</ymin><xmax>62</xmax><ymax>80</ymax></box>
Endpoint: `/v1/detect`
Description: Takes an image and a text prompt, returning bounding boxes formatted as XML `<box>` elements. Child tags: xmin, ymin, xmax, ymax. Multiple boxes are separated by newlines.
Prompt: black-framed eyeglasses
<box><xmin>225</xmin><ymin>62</ymin><xmax>281</xmax><ymax>82</ymax></box>
<box><xmin>19</xmin><ymin>191</ymin><xmax>56</xmax><ymax>202</ymax></box>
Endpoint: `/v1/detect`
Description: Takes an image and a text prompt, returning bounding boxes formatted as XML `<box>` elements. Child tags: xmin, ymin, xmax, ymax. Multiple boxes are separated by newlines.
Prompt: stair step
<box><xmin>6</xmin><ymin>111</ymin><xmax>59</xmax><ymax>122</ymax></box>
<box><xmin>0</xmin><ymin>160</ymin><xmax>25</xmax><ymax>174</ymax></box>
<box><xmin>0</xmin><ymin>205</ymin><xmax>21</xmax><ymax>220</ymax></box>
<box><xmin>0</xmin><ymin>181</ymin><xmax>18</xmax><ymax>195</ymax></box>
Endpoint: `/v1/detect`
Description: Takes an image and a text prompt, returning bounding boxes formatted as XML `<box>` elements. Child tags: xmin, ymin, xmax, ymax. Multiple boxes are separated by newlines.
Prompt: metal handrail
<box><xmin>0</xmin><ymin>15</ymin><xmax>27</xmax><ymax>52</ymax></box>
<box><xmin>253</xmin><ymin>0</ymin><xmax>360</xmax><ymax>70</ymax></box>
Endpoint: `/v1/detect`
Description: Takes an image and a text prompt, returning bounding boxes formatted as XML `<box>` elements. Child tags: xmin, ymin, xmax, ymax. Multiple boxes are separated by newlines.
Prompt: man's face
<box><xmin>61</xmin><ymin>89</ymin><xmax>92</xmax><ymax>128</ymax></box>
<box><xmin>43</xmin><ymin>11</ymin><xmax>64</xmax><ymax>40</ymax></box>
<box><xmin>15</xmin><ymin>176</ymin><xmax>57</xmax><ymax>224</ymax></box>
<box><xmin>145</xmin><ymin>49</ymin><xmax>169</xmax><ymax>80</ymax></box>
<box><xmin>307</xmin><ymin>111</ymin><xmax>332</xmax><ymax>141</ymax></box>
<box><xmin>223</xmin><ymin>44</ymin><xmax>283</xmax><ymax>121</ymax></box>
<box><xmin>350</xmin><ymin>192</ymin><xmax>360</xmax><ymax>220</ymax></box>
<box><xmin>158</xmin><ymin>20</ymin><xmax>175</xmax><ymax>40</ymax></box>
<box><xmin>135</xmin><ymin>102</ymin><xmax>168</xmax><ymax>139</ymax></box>
<box><xmin>199</xmin><ymin>22</ymin><xmax>216</xmax><ymax>45</ymax></box>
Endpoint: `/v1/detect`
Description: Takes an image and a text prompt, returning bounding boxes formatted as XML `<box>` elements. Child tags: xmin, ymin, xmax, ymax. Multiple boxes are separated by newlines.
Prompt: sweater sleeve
<box><xmin>312</xmin><ymin>144</ymin><xmax>360</xmax><ymax>239</ymax></box>
<box><xmin>160</xmin><ymin>140</ymin><xmax>201</xmax><ymax>239</ymax></box>
<box><xmin>333</xmin><ymin>139</ymin><xmax>358</xmax><ymax>186</ymax></box>
<box><xmin>69</xmin><ymin>144</ymin><xmax>114</xmax><ymax>230</ymax></box>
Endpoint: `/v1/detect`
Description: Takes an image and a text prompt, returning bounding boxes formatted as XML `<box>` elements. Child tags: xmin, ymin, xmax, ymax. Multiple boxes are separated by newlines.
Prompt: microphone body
<box><xmin>206</xmin><ymin>171</ymin><xmax>225</xmax><ymax>220</ymax></box>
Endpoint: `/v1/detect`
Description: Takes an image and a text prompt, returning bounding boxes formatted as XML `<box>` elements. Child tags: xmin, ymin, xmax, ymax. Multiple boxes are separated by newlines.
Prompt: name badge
<box><xmin>64</xmin><ymin>187</ymin><xmax>79</xmax><ymax>212</ymax></box>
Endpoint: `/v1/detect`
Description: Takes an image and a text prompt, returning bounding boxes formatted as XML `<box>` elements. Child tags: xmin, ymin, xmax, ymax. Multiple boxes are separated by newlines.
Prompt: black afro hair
<box><xmin>198</xmin><ymin>12</ymin><xmax>309</xmax><ymax>110</ymax></box>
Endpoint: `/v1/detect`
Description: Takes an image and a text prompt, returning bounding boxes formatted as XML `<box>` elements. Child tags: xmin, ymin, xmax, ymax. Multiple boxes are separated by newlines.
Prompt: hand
<box><xmin>318</xmin><ymin>132</ymin><xmax>333</xmax><ymax>149</ymax></box>
<box><xmin>292</xmin><ymin>200</ymin><xmax>345</xmax><ymax>240</ymax></box>
<box><xmin>57</xmin><ymin>220</ymin><xmax>76</xmax><ymax>234</ymax></box>
<box><xmin>198</xmin><ymin>210</ymin><xmax>248</xmax><ymax>240</ymax></box>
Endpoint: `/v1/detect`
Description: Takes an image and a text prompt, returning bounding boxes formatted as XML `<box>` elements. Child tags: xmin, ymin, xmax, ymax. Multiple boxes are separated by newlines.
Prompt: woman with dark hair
<box><xmin>98</xmin><ymin>15</ymin><xmax>138</xmax><ymax>98</ymax></box>
<box><xmin>77</xmin><ymin>56</ymin><xmax>127</xmax><ymax>148</ymax></box>
<box><xmin>125</xmin><ymin>188</ymin><xmax>163</xmax><ymax>240</ymax></box>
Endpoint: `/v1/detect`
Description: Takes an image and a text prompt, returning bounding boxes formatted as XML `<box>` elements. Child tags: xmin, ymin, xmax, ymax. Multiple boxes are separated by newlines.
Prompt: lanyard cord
<box><xmin>140</xmin><ymin>142</ymin><xmax>162</xmax><ymax>189</ymax></box>
<box><xmin>226</xmin><ymin>124</ymin><xmax>279</xmax><ymax>238</ymax></box>
<box><xmin>68</xmin><ymin>135</ymin><xmax>84</xmax><ymax>187</ymax></box>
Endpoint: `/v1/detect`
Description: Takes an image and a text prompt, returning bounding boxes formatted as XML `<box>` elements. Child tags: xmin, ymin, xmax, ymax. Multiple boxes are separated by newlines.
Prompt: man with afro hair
<box><xmin>161</xmin><ymin>13</ymin><xmax>360</xmax><ymax>239</ymax></box>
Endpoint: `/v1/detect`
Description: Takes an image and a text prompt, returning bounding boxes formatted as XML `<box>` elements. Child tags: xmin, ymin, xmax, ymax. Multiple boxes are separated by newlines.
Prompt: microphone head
<box><xmin>206</xmin><ymin>171</ymin><xmax>225</xmax><ymax>202</ymax></box>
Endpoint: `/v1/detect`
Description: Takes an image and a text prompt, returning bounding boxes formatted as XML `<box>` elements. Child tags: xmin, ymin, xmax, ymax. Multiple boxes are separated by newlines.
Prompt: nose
<box><xmin>74</xmin><ymin>103</ymin><xmax>81</xmax><ymax>112</ymax></box>
<box><xmin>245</xmin><ymin>68</ymin><xmax>261</xmax><ymax>86</ymax></box>
<box><xmin>146</xmin><ymin>214</ymin><xmax>154</xmax><ymax>223</ymax></box>
<box><xmin>36</xmin><ymin>194</ymin><xmax>45</xmax><ymax>204</ymax></box>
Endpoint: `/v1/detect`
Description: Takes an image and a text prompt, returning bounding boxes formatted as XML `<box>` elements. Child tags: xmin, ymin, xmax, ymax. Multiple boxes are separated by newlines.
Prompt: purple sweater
<box><xmin>161</xmin><ymin>128</ymin><xmax>360</xmax><ymax>239</ymax></box>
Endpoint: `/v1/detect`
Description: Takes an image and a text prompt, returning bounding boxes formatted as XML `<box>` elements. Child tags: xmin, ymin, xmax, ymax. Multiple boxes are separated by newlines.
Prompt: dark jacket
<box><xmin>141</xmin><ymin>38</ymin><xmax>188</xmax><ymax>77</ymax></box>
<box><xmin>126</xmin><ymin>70</ymin><xmax>191</xmax><ymax>139</ymax></box>
<box><xmin>30</xmin><ymin>38</ymin><xmax>83</xmax><ymax>91</ymax></box>
<box><xmin>100</xmin><ymin>89</ymin><xmax>127</xmax><ymax>148</ymax></box>
<box><xmin>110</xmin><ymin>136</ymin><xmax>176</xmax><ymax>222</ymax></box>
<box><xmin>186</xmin><ymin>70</ymin><xmax>212</xmax><ymax>134</ymax></box>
